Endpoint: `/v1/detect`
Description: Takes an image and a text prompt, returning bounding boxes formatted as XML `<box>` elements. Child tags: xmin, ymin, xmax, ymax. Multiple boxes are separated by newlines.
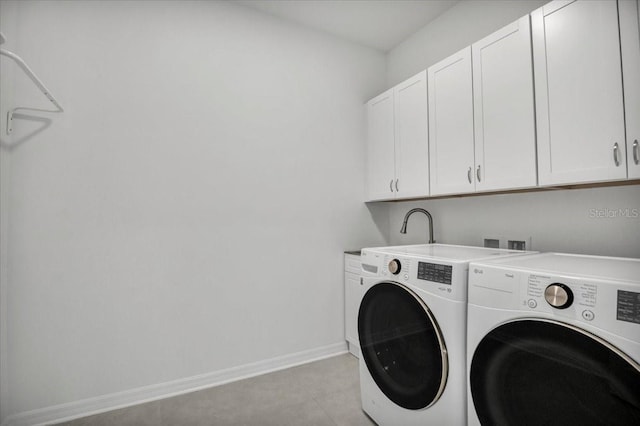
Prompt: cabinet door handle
<box><xmin>395</xmin><ymin>179</ymin><xmax>399</xmax><ymax>192</ymax></box>
<box><xmin>613</xmin><ymin>143</ymin><xmax>620</xmax><ymax>167</ymax></box>
<box><xmin>389</xmin><ymin>179</ymin><xmax>394</xmax><ymax>192</ymax></box>
<box><xmin>476</xmin><ymin>165</ymin><xmax>482</xmax><ymax>182</ymax></box>
<box><xmin>467</xmin><ymin>167</ymin><xmax>472</xmax><ymax>184</ymax></box>
<box><xmin>634</xmin><ymin>140</ymin><xmax>639</xmax><ymax>165</ymax></box>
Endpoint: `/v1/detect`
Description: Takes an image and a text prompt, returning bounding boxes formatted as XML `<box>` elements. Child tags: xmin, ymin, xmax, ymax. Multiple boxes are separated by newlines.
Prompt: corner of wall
<box><xmin>1</xmin><ymin>1</ymin><xmax>22</xmax><ymax>422</ymax></box>
<box><xmin>364</xmin><ymin>201</ymin><xmax>392</xmax><ymax>246</ymax></box>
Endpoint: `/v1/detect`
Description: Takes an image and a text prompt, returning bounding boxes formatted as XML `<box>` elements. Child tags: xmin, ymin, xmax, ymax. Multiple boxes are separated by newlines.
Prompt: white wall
<box><xmin>0</xmin><ymin>0</ymin><xmax>387</xmax><ymax>421</ymax></box>
<box><xmin>0</xmin><ymin>1</ymin><xmax>19</xmax><ymax>422</ymax></box>
<box><xmin>388</xmin><ymin>186</ymin><xmax>640</xmax><ymax>257</ymax></box>
<box><xmin>384</xmin><ymin>0</ymin><xmax>640</xmax><ymax>258</ymax></box>
<box><xmin>387</xmin><ymin>0</ymin><xmax>548</xmax><ymax>86</ymax></box>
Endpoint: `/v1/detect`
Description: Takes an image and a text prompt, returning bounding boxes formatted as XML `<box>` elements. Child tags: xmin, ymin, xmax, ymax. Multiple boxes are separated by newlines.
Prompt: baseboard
<box><xmin>347</xmin><ymin>341</ymin><xmax>360</xmax><ymax>358</ymax></box>
<box><xmin>1</xmin><ymin>342</ymin><xmax>348</xmax><ymax>426</ymax></box>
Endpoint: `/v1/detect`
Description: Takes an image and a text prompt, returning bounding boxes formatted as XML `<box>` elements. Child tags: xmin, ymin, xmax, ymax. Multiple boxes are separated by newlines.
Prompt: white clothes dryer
<box><xmin>466</xmin><ymin>252</ymin><xmax>640</xmax><ymax>426</ymax></box>
<box><xmin>358</xmin><ymin>244</ymin><xmax>534</xmax><ymax>426</ymax></box>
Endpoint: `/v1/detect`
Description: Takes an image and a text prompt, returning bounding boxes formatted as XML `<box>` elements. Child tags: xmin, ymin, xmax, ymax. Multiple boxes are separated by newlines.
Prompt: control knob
<box><xmin>544</xmin><ymin>283</ymin><xmax>573</xmax><ymax>309</ymax></box>
<box><xmin>388</xmin><ymin>259</ymin><xmax>401</xmax><ymax>275</ymax></box>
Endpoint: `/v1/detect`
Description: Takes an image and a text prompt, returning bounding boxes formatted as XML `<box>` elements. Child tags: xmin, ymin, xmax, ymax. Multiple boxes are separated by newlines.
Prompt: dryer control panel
<box><xmin>469</xmin><ymin>265</ymin><xmax>640</xmax><ymax>340</ymax></box>
<box><xmin>616</xmin><ymin>290</ymin><xmax>640</xmax><ymax>325</ymax></box>
<box><xmin>468</xmin><ymin>253</ymin><xmax>640</xmax><ymax>343</ymax></box>
<box><xmin>523</xmin><ymin>275</ymin><xmax>599</xmax><ymax>322</ymax></box>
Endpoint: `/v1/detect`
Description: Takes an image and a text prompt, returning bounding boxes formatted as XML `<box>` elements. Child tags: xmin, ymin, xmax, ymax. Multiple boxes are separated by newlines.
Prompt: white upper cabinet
<box><xmin>472</xmin><ymin>16</ymin><xmax>537</xmax><ymax>192</ymax></box>
<box><xmin>394</xmin><ymin>71</ymin><xmax>430</xmax><ymax>199</ymax></box>
<box><xmin>428</xmin><ymin>47</ymin><xmax>475</xmax><ymax>196</ymax></box>
<box><xmin>532</xmin><ymin>0</ymin><xmax>627</xmax><ymax>185</ymax></box>
<box><xmin>366</xmin><ymin>0</ymin><xmax>635</xmax><ymax>201</ymax></box>
<box><xmin>366</xmin><ymin>71</ymin><xmax>429</xmax><ymax>201</ymax></box>
<box><xmin>429</xmin><ymin>18</ymin><xmax>537</xmax><ymax>197</ymax></box>
<box><xmin>620</xmin><ymin>0</ymin><xmax>640</xmax><ymax>179</ymax></box>
<box><xmin>366</xmin><ymin>89</ymin><xmax>395</xmax><ymax>201</ymax></box>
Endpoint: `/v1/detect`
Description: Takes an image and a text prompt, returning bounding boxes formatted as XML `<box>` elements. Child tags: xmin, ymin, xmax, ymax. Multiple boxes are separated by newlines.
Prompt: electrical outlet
<box><xmin>508</xmin><ymin>240</ymin><xmax>526</xmax><ymax>250</ymax></box>
<box><xmin>483</xmin><ymin>238</ymin><xmax>500</xmax><ymax>248</ymax></box>
<box><xmin>484</xmin><ymin>236</ymin><xmax>532</xmax><ymax>250</ymax></box>
<box><xmin>507</xmin><ymin>236</ymin><xmax>532</xmax><ymax>251</ymax></box>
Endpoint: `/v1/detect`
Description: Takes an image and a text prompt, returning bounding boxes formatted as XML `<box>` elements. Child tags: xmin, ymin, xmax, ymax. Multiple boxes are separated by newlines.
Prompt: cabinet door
<box><xmin>394</xmin><ymin>71</ymin><xmax>429</xmax><ymax>199</ymax></box>
<box><xmin>621</xmin><ymin>0</ymin><xmax>640</xmax><ymax>179</ymax></box>
<box><xmin>428</xmin><ymin>47</ymin><xmax>475</xmax><ymax>196</ymax></box>
<box><xmin>532</xmin><ymin>0</ymin><xmax>627</xmax><ymax>185</ymax></box>
<box><xmin>472</xmin><ymin>16</ymin><xmax>537</xmax><ymax>192</ymax></box>
<box><xmin>344</xmin><ymin>270</ymin><xmax>361</xmax><ymax>351</ymax></box>
<box><xmin>366</xmin><ymin>89</ymin><xmax>396</xmax><ymax>201</ymax></box>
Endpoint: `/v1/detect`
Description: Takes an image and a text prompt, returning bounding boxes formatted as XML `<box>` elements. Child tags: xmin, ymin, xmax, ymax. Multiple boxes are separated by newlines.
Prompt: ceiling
<box><xmin>235</xmin><ymin>0</ymin><xmax>459</xmax><ymax>52</ymax></box>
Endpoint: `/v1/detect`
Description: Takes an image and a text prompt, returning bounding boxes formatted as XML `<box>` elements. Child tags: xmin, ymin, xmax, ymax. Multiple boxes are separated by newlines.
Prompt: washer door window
<box><xmin>470</xmin><ymin>319</ymin><xmax>640</xmax><ymax>425</ymax></box>
<box><xmin>358</xmin><ymin>282</ymin><xmax>447</xmax><ymax>410</ymax></box>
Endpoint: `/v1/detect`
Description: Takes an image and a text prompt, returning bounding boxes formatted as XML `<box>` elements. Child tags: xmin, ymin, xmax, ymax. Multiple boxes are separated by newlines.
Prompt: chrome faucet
<box><xmin>400</xmin><ymin>208</ymin><xmax>435</xmax><ymax>244</ymax></box>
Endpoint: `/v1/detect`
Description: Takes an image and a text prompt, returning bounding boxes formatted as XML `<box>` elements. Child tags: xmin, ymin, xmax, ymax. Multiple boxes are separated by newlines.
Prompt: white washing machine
<box><xmin>358</xmin><ymin>244</ymin><xmax>534</xmax><ymax>426</ymax></box>
<box><xmin>466</xmin><ymin>252</ymin><xmax>640</xmax><ymax>426</ymax></box>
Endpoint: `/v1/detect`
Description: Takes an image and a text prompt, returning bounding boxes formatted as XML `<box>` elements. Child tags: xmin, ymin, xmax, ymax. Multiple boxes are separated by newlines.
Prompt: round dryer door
<box><xmin>358</xmin><ymin>282</ymin><xmax>448</xmax><ymax>410</ymax></box>
<box><xmin>470</xmin><ymin>319</ymin><xmax>640</xmax><ymax>425</ymax></box>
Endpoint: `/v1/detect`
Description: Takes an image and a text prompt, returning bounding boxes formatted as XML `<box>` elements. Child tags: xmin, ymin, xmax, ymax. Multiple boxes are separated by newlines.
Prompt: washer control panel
<box><xmin>388</xmin><ymin>259</ymin><xmax>401</xmax><ymax>275</ymax></box>
<box><xmin>417</xmin><ymin>262</ymin><xmax>452</xmax><ymax>285</ymax></box>
<box><xmin>362</xmin><ymin>249</ymin><xmax>473</xmax><ymax>302</ymax></box>
<box><xmin>382</xmin><ymin>255</ymin><xmax>411</xmax><ymax>278</ymax></box>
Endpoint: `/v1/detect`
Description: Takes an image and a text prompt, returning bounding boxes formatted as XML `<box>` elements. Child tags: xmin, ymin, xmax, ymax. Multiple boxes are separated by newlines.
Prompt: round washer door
<box><xmin>470</xmin><ymin>319</ymin><xmax>640</xmax><ymax>425</ymax></box>
<box><xmin>358</xmin><ymin>282</ymin><xmax>448</xmax><ymax>410</ymax></box>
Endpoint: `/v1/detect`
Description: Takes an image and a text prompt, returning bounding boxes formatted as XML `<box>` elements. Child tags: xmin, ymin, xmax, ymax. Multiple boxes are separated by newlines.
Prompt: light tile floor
<box><xmin>56</xmin><ymin>354</ymin><xmax>375</xmax><ymax>426</ymax></box>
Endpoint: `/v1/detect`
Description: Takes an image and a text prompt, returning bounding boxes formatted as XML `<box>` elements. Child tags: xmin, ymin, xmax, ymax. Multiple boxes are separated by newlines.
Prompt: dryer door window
<box><xmin>470</xmin><ymin>319</ymin><xmax>640</xmax><ymax>425</ymax></box>
<box><xmin>358</xmin><ymin>282</ymin><xmax>447</xmax><ymax>410</ymax></box>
